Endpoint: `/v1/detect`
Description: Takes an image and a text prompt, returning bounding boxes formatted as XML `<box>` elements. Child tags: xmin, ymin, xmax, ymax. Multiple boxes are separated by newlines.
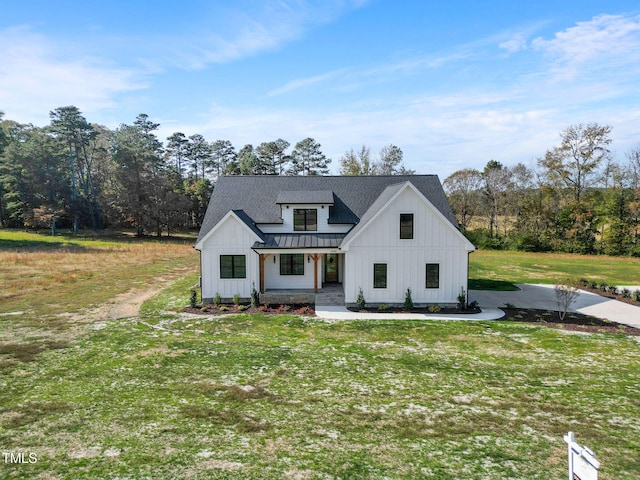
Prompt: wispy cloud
<box><xmin>0</xmin><ymin>26</ymin><xmax>145</xmax><ymax>123</ymax></box>
<box><xmin>166</xmin><ymin>0</ymin><xmax>370</xmax><ymax>70</ymax></box>
<box><xmin>532</xmin><ymin>14</ymin><xmax>640</xmax><ymax>79</ymax></box>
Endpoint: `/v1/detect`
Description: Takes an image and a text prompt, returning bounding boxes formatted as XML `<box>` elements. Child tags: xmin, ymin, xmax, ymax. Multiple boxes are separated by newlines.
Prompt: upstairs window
<box><xmin>220</xmin><ymin>255</ymin><xmax>246</xmax><ymax>279</ymax></box>
<box><xmin>294</xmin><ymin>209</ymin><xmax>317</xmax><ymax>231</ymax></box>
<box><xmin>426</xmin><ymin>263</ymin><xmax>440</xmax><ymax>289</ymax></box>
<box><xmin>400</xmin><ymin>213</ymin><xmax>414</xmax><ymax>239</ymax></box>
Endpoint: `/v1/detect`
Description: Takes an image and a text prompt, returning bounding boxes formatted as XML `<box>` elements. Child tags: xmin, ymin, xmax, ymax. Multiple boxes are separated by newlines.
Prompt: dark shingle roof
<box><xmin>196</xmin><ymin>175</ymin><xmax>458</xmax><ymax>245</ymax></box>
<box><xmin>276</xmin><ymin>190</ymin><xmax>334</xmax><ymax>204</ymax></box>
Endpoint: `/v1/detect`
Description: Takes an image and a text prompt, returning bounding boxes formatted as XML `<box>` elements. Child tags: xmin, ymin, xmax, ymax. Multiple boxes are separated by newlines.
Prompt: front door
<box><xmin>325</xmin><ymin>254</ymin><xmax>339</xmax><ymax>283</ymax></box>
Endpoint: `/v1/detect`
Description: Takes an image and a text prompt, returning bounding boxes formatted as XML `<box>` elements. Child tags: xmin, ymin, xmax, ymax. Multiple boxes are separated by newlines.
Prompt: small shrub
<box><xmin>621</xmin><ymin>288</ymin><xmax>631</xmax><ymax>298</ymax></box>
<box><xmin>251</xmin><ymin>283</ymin><xmax>260</xmax><ymax>308</ymax></box>
<box><xmin>295</xmin><ymin>306</ymin><xmax>310</xmax><ymax>315</ymax></box>
<box><xmin>258</xmin><ymin>305</ymin><xmax>268</xmax><ymax>312</ymax></box>
<box><xmin>555</xmin><ymin>278</ymin><xmax>581</xmax><ymax>321</ymax></box>
<box><xmin>633</xmin><ymin>290</ymin><xmax>640</xmax><ymax>302</ymax></box>
<box><xmin>457</xmin><ymin>288</ymin><xmax>466</xmax><ymax>310</ymax></box>
<box><xmin>468</xmin><ymin>300</ymin><xmax>479</xmax><ymax>309</ymax></box>
<box><xmin>586</xmin><ymin>280</ymin><xmax>597</xmax><ymax>289</ymax></box>
<box><xmin>189</xmin><ymin>289</ymin><xmax>198</xmax><ymax>308</ymax></box>
<box><xmin>213</xmin><ymin>293</ymin><xmax>222</xmax><ymax>306</ymax></box>
<box><xmin>607</xmin><ymin>285</ymin><xmax>618</xmax><ymax>295</ymax></box>
<box><xmin>377</xmin><ymin>304</ymin><xmax>389</xmax><ymax>312</ymax></box>
<box><xmin>428</xmin><ymin>305</ymin><xmax>441</xmax><ymax>313</ymax></box>
<box><xmin>200</xmin><ymin>306</ymin><xmax>209</xmax><ymax>312</ymax></box>
<box><xmin>403</xmin><ymin>288</ymin><xmax>414</xmax><ymax>311</ymax></box>
<box><xmin>599</xmin><ymin>282</ymin><xmax>608</xmax><ymax>292</ymax></box>
<box><xmin>277</xmin><ymin>305</ymin><xmax>291</xmax><ymax>313</ymax></box>
<box><xmin>219</xmin><ymin>305</ymin><xmax>228</xmax><ymax>312</ymax></box>
<box><xmin>232</xmin><ymin>294</ymin><xmax>241</xmax><ymax>305</ymax></box>
<box><xmin>356</xmin><ymin>288</ymin><xmax>366</xmax><ymax>310</ymax></box>
<box><xmin>236</xmin><ymin>305</ymin><xmax>246</xmax><ymax>311</ymax></box>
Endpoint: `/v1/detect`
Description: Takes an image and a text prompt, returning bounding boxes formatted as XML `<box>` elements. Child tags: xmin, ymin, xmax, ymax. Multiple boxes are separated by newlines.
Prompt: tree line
<box><xmin>0</xmin><ymin>106</ymin><xmax>412</xmax><ymax>235</ymax></box>
<box><xmin>444</xmin><ymin>123</ymin><xmax>640</xmax><ymax>256</ymax></box>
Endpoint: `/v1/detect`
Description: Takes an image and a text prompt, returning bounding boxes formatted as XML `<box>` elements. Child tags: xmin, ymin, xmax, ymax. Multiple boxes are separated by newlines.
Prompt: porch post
<box><xmin>259</xmin><ymin>254</ymin><xmax>265</xmax><ymax>293</ymax></box>
<box><xmin>310</xmin><ymin>254</ymin><xmax>325</xmax><ymax>293</ymax></box>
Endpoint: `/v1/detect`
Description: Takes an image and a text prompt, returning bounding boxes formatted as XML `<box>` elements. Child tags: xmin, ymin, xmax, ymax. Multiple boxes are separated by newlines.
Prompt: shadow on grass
<box><xmin>469</xmin><ymin>279</ymin><xmax>520</xmax><ymax>291</ymax></box>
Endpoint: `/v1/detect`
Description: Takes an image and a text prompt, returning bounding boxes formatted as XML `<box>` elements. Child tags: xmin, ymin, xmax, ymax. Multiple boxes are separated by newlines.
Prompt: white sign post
<box><xmin>564</xmin><ymin>431</ymin><xmax>600</xmax><ymax>480</ymax></box>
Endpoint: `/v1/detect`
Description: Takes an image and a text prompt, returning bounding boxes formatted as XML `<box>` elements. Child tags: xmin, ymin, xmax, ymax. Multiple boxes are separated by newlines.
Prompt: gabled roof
<box><xmin>196</xmin><ymin>175</ymin><xmax>459</xmax><ymax>245</ymax></box>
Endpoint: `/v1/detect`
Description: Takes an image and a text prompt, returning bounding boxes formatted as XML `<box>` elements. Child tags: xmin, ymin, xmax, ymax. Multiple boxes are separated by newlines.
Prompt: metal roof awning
<box><xmin>252</xmin><ymin>233</ymin><xmax>344</xmax><ymax>250</ymax></box>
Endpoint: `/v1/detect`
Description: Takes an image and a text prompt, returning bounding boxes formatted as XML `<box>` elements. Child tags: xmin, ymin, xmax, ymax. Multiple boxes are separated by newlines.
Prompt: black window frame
<box><xmin>373</xmin><ymin>263</ymin><xmax>387</xmax><ymax>289</ymax></box>
<box><xmin>294</xmin><ymin>208</ymin><xmax>318</xmax><ymax>231</ymax></box>
<box><xmin>280</xmin><ymin>253</ymin><xmax>305</xmax><ymax>275</ymax></box>
<box><xmin>220</xmin><ymin>255</ymin><xmax>246</xmax><ymax>279</ymax></box>
<box><xmin>400</xmin><ymin>213</ymin><xmax>414</xmax><ymax>239</ymax></box>
<box><xmin>425</xmin><ymin>263</ymin><xmax>440</xmax><ymax>289</ymax></box>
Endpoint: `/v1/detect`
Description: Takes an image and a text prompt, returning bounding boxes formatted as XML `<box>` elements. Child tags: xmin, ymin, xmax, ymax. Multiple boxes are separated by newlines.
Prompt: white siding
<box><xmin>264</xmin><ymin>253</ymin><xmax>322</xmax><ymax>289</ymax></box>
<box><xmin>258</xmin><ymin>204</ymin><xmax>352</xmax><ymax>234</ymax></box>
<box><xmin>343</xmin><ymin>187</ymin><xmax>469</xmax><ymax>304</ymax></box>
<box><xmin>200</xmin><ymin>215</ymin><xmax>259</xmax><ymax>300</ymax></box>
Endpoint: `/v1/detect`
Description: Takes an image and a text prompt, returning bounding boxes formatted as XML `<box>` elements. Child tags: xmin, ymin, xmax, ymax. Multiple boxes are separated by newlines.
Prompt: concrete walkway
<box><xmin>315</xmin><ymin>284</ymin><xmax>640</xmax><ymax>327</ymax></box>
<box><xmin>470</xmin><ymin>284</ymin><xmax>640</xmax><ymax>329</ymax></box>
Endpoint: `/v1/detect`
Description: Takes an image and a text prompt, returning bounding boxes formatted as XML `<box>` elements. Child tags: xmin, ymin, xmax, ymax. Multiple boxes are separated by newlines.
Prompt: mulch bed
<box><xmin>579</xmin><ymin>286</ymin><xmax>640</xmax><ymax>307</ymax></box>
<box><xmin>501</xmin><ymin>308</ymin><xmax>640</xmax><ymax>336</ymax></box>
<box><xmin>346</xmin><ymin>306</ymin><xmax>482</xmax><ymax>315</ymax></box>
<box><xmin>184</xmin><ymin>304</ymin><xmax>315</xmax><ymax>316</ymax></box>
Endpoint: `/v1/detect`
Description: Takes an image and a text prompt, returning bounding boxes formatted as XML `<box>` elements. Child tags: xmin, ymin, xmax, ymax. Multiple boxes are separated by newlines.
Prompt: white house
<box><xmin>195</xmin><ymin>175</ymin><xmax>475</xmax><ymax>306</ymax></box>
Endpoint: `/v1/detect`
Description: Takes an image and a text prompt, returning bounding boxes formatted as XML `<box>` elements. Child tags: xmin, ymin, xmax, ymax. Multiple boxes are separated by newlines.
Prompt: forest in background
<box><xmin>2</xmin><ymin>107</ymin><xmax>639</xmax><ymax>257</ymax></box>
<box><xmin>444</xmin><ymin>123</ymin><xmax>640</xmax><ymax>256</ymax></box>
<box><xmin>0</xmin><ymin>106</ymin><xmax>411</xmax><ymax>236</ymax></box>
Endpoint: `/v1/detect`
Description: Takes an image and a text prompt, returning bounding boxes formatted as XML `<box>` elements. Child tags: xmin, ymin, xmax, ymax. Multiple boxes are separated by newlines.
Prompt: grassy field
<box><xmin>470</xmin><ymin>249</ymin><xmax>640</xmax><ymax>288</ymax></box>
<box><xmin>1</xmin><ymin>231</ymin><xmax>639</xmax><ymax>478</ymax></box>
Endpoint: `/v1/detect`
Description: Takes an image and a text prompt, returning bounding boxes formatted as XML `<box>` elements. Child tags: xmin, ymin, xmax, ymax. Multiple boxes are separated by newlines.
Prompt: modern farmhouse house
<box><xmin>195</xmin><ymin>175</ymin><xmax>475</xmax><ymax>306</ymax></box>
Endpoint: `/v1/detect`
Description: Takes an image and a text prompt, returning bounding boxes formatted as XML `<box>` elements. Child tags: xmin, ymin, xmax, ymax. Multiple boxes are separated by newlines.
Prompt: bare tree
<box><xmin>554</xmin><ymin>279</ymin><xmax>581</xmax><ymax>321</ymax></box>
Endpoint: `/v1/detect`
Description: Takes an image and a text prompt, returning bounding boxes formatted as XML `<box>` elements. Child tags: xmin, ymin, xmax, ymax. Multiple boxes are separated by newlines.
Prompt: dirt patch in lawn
<box><xmin>501</xmin><ymin>308</ymin><xmax>640</xmax><ymax>336</ymax></box>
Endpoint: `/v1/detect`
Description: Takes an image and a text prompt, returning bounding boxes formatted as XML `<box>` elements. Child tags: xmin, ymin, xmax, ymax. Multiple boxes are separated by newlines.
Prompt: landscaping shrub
<box><xmin>377</xmin><ymin>304</ymin><xmax>389</xmax><ymax>312</ymax></box>
<box><xmin>189</xmin><ymin>289</ymin><xmax>198</xmax><ymax>308</ymax></box>
<box><xmin>428</xmin><ymin>305</ymin><xmax>441</xmax><ymax>313</ymax></box>
<box><xmin>403</xmin><ymin>288</ymin><xmax>414</xmax><ymax>311</ymax></box>
<box><xmin>232</xmin><ymin>294</ymin><xmax>241</xmax><ymax>305</ymax></box>
<box><xmin>356</xmin><ymin>288</ymin><xmax>366</xmax><ymax>310</ymax></box>
<box><xmin>251</xmin><ymin>283</ymin><xmax>260</xmax><ymax>308</ymax></box>
<box><xmin>213</xmin><ymin>292</ymin><xmax>222</xmax><ymax>306</ymax></box>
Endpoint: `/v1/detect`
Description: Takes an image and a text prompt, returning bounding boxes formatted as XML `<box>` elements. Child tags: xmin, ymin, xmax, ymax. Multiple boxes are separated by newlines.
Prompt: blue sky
<box><xmin>2</xmin><ymin>1</ymin><xmax>640</xmax><ymax>179</ymax></box>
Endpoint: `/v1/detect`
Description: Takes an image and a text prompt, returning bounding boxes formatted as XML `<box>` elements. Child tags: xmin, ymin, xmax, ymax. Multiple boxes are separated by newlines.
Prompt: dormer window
<box><xmin>294</xmin><ymin>209</ymin><xmax>317</xmax><ymax>231</ymax></box>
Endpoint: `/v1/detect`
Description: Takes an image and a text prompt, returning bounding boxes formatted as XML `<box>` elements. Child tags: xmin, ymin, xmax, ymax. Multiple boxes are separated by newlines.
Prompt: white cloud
<box><xmin>532</xmin><ymin>14</ymin><xmax>640</xmax><ymax>79</ymax></box>
<box><xmin>0</xmin><ymin>26</ymin><xmax>145</xmax><ymax>124</ymax></box>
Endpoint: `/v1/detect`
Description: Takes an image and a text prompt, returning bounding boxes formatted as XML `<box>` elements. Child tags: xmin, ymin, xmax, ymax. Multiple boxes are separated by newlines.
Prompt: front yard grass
<box><xmin>470</xmin><ymin>249</ymin><xmax>640</xmax><ymax>288</ymax></box>
<box><xmin>1</xmin><ymin>274</ymin><xmax>639</xmax><ymax>479</ymax></box>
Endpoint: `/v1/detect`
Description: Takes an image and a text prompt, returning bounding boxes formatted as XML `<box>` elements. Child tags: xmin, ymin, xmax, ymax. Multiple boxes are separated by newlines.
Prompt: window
<box><xmin>400</xmin><ymin>213</ymin><xmax>414</xmax><ymax>239</ymax></box>
<box><xmin>220</xmin><ymin>255</ymin><xmax>246</xmax><ymax>279</ymax></box>
<box><xmin>426</xmin><ymin>263</ymin><xmax>440</xmax><ymax>289</ymax></box>
<box><xmin>294</xmin><ymin>209</ymin><xmax>317</xmax><ymax>231</ymax></box>
<box><xmin>280</xmin><ymin>254</ymin><xmax>305</xmax><ymax>275</ymax></box>
<box><xmin>373</xmin><ymin>263</ymin><xmax>387</xmax><ymax>288</ymax></box>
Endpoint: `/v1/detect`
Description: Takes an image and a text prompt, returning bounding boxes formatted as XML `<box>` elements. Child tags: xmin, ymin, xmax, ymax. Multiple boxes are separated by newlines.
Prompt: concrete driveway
<box><xmin>470</xmin><ymin>284</ymin><xmax>640</xmax><ymax>329</ymax></box>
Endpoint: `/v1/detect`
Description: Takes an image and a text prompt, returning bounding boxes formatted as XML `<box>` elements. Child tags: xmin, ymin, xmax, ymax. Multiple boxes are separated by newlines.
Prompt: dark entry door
<box><xmin>325</xmin><ymin>254</ymin><xmax>339</xmax><ymax>283</ymax></box>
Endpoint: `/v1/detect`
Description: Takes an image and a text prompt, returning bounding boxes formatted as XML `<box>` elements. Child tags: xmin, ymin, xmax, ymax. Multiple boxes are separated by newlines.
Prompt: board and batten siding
<box><xmin>200</xmin><ymin>214</ymin><xmax>258</xmax><ymax>301</ymax></box>
<box><xmin>343</xmin><ymin>187</ymin><xmax>471</xmax><ymax>304</ymax></box>
<box><xmin>258</xmin><ymin>204</ymin><xmax>352</xmax><ymax>234</ymax></box>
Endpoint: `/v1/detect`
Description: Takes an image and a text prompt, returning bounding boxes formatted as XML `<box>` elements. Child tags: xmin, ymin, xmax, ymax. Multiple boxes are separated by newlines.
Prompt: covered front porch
<box><xmin>252</xmin><ymin>233</ymin><xmax>345</xmax><ymax>295</ymax></box>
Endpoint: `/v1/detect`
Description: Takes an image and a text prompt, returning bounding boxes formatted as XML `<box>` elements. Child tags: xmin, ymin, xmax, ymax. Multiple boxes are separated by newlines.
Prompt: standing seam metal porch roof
<box><xmin>252</xmin><ymin>233</ymin><xmax>345</xmax><ymax>249</ymax></box>
<box><xmin>196</xmin><ymin>175</ymin><xmax>459</xmax><ymax>245</ymax></box>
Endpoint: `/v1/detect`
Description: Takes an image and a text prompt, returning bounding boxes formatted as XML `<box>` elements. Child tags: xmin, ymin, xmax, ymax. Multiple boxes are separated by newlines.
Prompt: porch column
<box><xmin>259</xmin><ymin>254</ymin><xmax>266</xmax><ymax>293</ymax></box>
<box><xmin>310</xmin><ymin>254</ymin><xmax>325</xmax><ymax>293</ymax></box>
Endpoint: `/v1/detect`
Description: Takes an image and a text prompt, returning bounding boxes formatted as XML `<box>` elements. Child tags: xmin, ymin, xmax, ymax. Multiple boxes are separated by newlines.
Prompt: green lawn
<box><xmin>470</xmin><ymin>249</ymin><xmax>640</xmax><ymax>288</ymax></box>
<box><xmin>1</xmin><ymin>274</ymin><xmax>639</xmax><ymax>479</ymax></box>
